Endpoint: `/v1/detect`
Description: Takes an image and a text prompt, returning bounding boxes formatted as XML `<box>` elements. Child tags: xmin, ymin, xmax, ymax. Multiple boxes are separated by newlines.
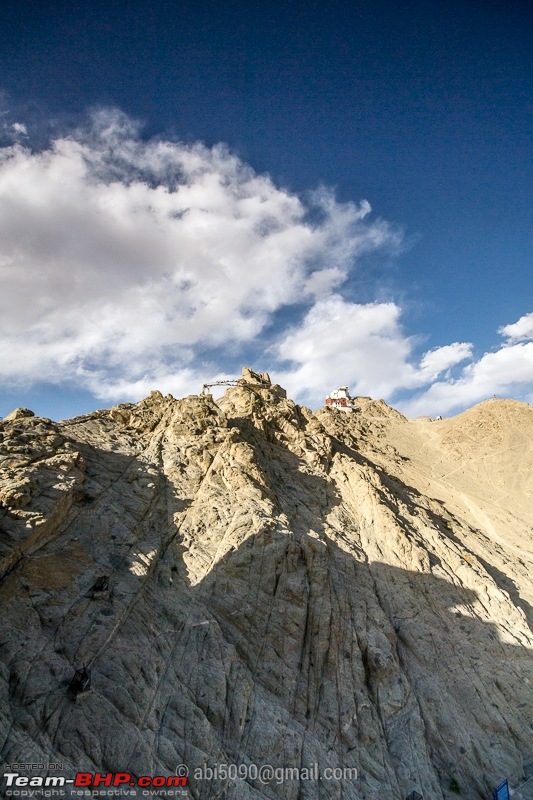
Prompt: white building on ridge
<box><xmin>325</xmin><ymin>386</ymin><xmax>356</xmax><ymax>412</ymax></box>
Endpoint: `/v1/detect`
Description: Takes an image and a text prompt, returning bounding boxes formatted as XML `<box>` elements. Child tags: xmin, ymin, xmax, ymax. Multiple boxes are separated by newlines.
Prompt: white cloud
<box><xmin>11</xmin><ymin>122</ymin><xmax>27</xmax><ymax>136</ymax></box>
<box><xmin>303</xmin><ymin>267</ymin><xmax>346</xmax><ymax>298</ymax></box>
<box><xmin>417</xmin><ymin>342</ymin><xmax>473</xmax><ymax>382</ymax></box>
<box><xmin>273</xmin><ymin>299</ymin><xmax>533</xmax><ymax>416</ymax></box>
<box><xmin>499</xmin><ymin>312</ymin><xmax>533</xmax><ymax>342</ymax></box>
<box><xmin>0</xmin><ymin>109</ymin><xmax>531</xmax><ymax>418</ymax></box>
<box><xmin>273</xmin><ymin>295</ymin><xmax>413</xmax><ymax>402</ymax></box>
<box><xmin>398</xmin><ymin>323</ymin><xmax>533</xmax><ymax>417</ymax></box>
<box><xmin>272</xmin><ymin>294</ymin><xmax>473</xmax><ymax>405</ymax></box>
<box><xmin>0</xmin><ymin>110</ymin><xmax>401</xmax><ymax>400</ymax></box>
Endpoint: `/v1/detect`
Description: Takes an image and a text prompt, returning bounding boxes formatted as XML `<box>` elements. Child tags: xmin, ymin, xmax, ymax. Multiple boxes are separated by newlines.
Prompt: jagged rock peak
<box><xmin>240</xmin><ymin>366</ymin><xmax>272</xmax><ymax>386</ymax></box>
<box><xmin>3</xmin><ymin>407</ymin><xmax>35</xmax><ymax>422</ymax></box>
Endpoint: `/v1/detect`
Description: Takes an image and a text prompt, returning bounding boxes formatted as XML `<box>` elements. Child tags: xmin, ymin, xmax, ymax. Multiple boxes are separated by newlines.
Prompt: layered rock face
<box><xmin>0</xmin><ymin>369</ymin><xmax>532</xmax><ymax>799</ymax></box>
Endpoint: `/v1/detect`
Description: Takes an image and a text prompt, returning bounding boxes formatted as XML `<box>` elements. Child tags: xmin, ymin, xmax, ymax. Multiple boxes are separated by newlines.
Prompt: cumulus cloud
<box><xmin>417</xmin><ymin>342</ymin><xmax>473</xmax><ymax>382</ymax></box>
<box><xmin>274</xmin><ymin>296</ymin><xmax>413</xmax><ymax>402</ymax></box>
<box><xmin>0</xmin><ymin>109</ymin><xmax>531</xmax><ymax>417</ymax></box>
<box><xmin>272</xmin><ymin>296</ymin><xmax>533</xmax><ymax>416</ymax></box>
<box><xmin>272</xmin><ymin>294</ymin><xmax>473</xmax><ymax>405</ymax></box>
<box><xmin>0</xmin><ymin>110</ymin><xmax>401</xmax><ymax>401</ymax></box>
<box><xmin>398</xmin><ymin>323</ymin><xmax>533</xmax><ymax>417</ymax></box>
<box><xmin>499</xmin><ymin>312</ymin><xmax>533</xmax><ymax>343</ymax></box>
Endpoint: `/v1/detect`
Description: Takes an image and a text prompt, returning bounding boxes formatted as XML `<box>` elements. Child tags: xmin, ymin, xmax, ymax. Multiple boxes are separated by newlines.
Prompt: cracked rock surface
<box><xmin>0</xmin><ymin>369</ymin><xmax>532</xmax><ymax>799</ymax></box>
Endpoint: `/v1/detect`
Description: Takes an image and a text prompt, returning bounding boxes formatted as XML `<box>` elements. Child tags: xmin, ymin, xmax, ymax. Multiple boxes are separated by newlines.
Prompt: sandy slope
<box><xmin>388</xmin><ymin>400</ymin><xmax>533</xmax><ymax>608</ymax></box>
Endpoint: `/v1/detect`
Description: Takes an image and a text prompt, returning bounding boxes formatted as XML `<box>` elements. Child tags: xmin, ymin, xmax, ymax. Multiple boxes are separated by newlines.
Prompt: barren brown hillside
<box><xmin>0</xmin><ymin>370</ymin><xmax>531</xmax><ymax>800</ymax></box>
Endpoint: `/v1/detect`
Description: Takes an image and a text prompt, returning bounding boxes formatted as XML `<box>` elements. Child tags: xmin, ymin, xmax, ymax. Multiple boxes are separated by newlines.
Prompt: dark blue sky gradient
<box><xmin>0</xmin><ymin>0</ymin><xmax>531</xmax><ymax>415</ymax></box>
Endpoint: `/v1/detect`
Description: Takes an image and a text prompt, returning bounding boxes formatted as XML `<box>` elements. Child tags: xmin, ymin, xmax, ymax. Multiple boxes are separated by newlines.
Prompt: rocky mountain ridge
<box><xmin>0</xmin><ymin>368</ymin><xmax>532</xmax><ymax>799</ymax></box>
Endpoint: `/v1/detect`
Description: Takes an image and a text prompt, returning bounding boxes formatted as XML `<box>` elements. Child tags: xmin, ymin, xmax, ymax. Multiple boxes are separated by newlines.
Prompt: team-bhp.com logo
<box><xmin>3</xmin><ymin>772</ymin><xmax>187</xmax><ymax>790</ymax></box>
<box><xmin>3</xmin><ymin>762</ymin><xmax>358</xmax><ymax>794</ymax></box>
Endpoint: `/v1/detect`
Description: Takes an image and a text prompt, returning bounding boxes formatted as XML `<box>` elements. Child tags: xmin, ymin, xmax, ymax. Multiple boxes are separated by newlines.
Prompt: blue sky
<box><xmin>0</xmin><ymin>0</ymin><xmax>531</xmax><ymax>419</ymax></box>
